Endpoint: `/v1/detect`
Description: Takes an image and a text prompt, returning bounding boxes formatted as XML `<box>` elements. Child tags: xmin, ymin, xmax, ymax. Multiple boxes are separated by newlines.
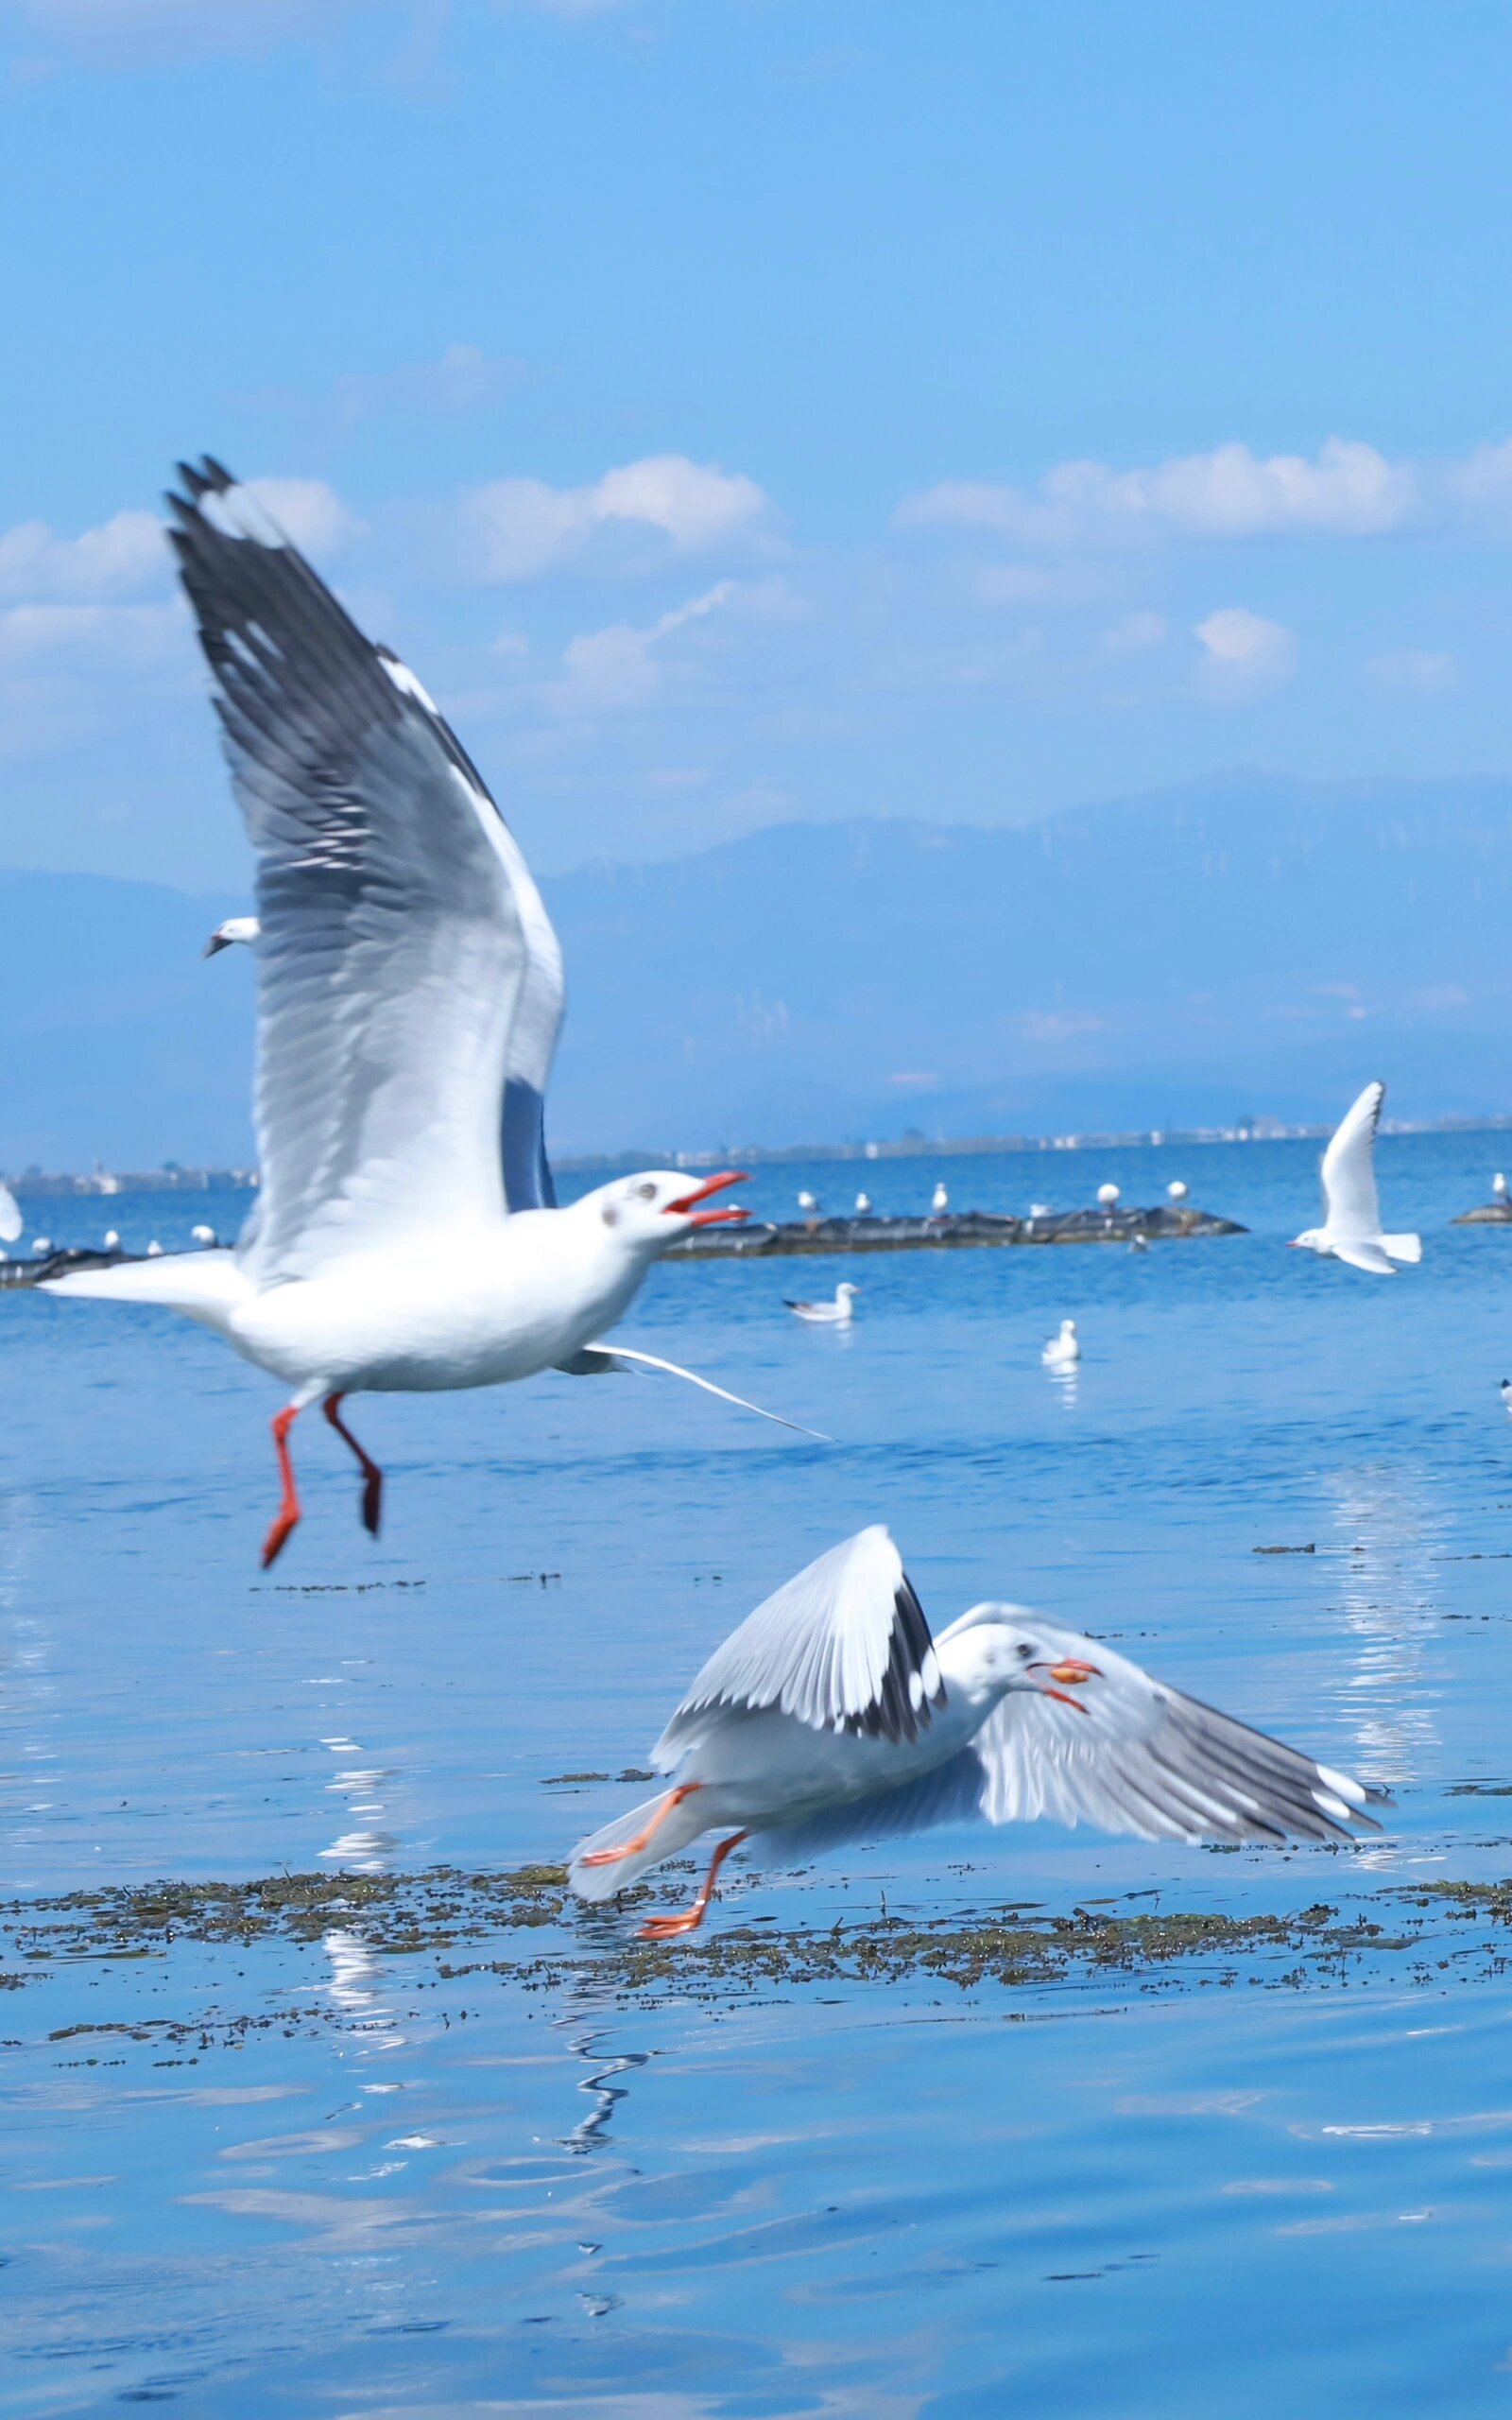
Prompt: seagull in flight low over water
<box><xmin>570</xmin><ymin>1527</ymin><xmax>1388</xmax><ymax>1937</ymax></box>
<box><xmin>46</xmin><ymin>459</ymin><xmax>816</xmax><ymax>1565</ymax></box>
<box><xmin>1289</xmin><ymin>1080</ymin><xmax>1421</xmax><ymax>1275</ymax></box>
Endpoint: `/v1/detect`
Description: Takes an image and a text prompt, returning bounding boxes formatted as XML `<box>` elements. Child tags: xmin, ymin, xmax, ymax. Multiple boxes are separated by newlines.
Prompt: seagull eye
<box><xmin>636</xmin><ymin>1182</ymin><xmax>658</xmax><ymax>1201</ymax></box>
<box><xmin>1017</xmin><ymin>1643</ymin><xmax>1035</xmax><ymax>1662</ymax></box>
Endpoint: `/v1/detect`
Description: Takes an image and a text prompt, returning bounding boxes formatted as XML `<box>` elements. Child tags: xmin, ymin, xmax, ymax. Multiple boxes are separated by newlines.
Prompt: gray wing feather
<box><xmin>1320</xmin><ymin>1079</ymin><xmax>1384</xmax><ymax>1239</ymax></box>
<box><xmin>748</xmin><ymin>1751</ymin><xmax>988</xmax><ymax>1862</ymax></box>
<box><xmin>167</xmin><ymin>458</ymin><xmax>565</xmax><ymax>1276</ymax></box>
<box><xmin>960</xmin><ymin>1614</ymin><xmax>1389</xmax><ymax>1845</ymax></box>
<box><xmin>655</xmin><ymin>1527</ymin><xmax>947</xmax><ymax>1758</ymax></box>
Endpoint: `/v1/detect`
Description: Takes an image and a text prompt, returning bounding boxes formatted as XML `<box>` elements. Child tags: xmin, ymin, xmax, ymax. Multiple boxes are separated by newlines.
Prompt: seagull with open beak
<box><xmin>571</xmin><ymin>1526</ymin><xmax>1389</xmax><ymax>1939</ymax></box>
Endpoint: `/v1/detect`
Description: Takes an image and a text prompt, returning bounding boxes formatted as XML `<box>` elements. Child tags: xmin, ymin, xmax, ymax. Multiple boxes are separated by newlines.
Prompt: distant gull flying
<box><xmin>203</xmin><ymin>916</ymin><xmax>261</xmax><ymax>958</ymax></box>
<box><xmin>1290</xmin><ymin>1080</ymin><xmax>1421</xmax><ymax>1275</ymax></box>
<box><xmin>784</xmin><ymin>1282</ymin><xmax>858</xmax><ymax>1326</ymax></box>
<box><xmin>45</xmin><ymin>458</ymin><xmax>818</xmax><ymax>1566</ymax></box>
<box><xmin>570</xmin><ymin>1528</ymin><xmax>1389</xmax><ymax>1938</ymax></box>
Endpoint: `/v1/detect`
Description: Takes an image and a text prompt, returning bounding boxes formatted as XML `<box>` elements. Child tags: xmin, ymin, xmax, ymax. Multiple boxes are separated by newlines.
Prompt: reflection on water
<box><xmin>319</xmin><ymin>1731</ymin><xmax>398</xmax><ymax>1873</ymax></box>
<box><xmin>559</xmin><ymin>2017</ymin><xmax>653</xmax><ymax>2154</ymax></box>
<box><xmin>1323</xmin><ymin>1467</ymin><xmax>1447</xmax><ymax>1789</ymax></box>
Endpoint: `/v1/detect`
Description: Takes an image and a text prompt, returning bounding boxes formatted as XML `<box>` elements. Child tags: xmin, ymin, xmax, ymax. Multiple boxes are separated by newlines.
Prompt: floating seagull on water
<box><xmin>32</xmin><ymin>1237</ymin><xmax>52</xmax><ymax>1257</ymax></box>
<box><xmin>102</xmin><ymin>1230</ymin><xmax>121</xmax><ymax>1252</ymax></box>
<box><xmin>1496</xmin><ymin>1173</ymin><xmax>1508</xmax><ymax>1202</ymax></box>
<box><xmin>45</xmin><ymin>459</ymin><xmax>816</xmax><ymax>1567</ymax></box>
<box><xmin>1041</xmin><ymin>1318</ymin><xmax>1079</xmax><ymax>1369</ymax></box>
<box><xmin>784</xmin><ymin>1282</ymin><xmax>858</xmax><ymax>1326</ymax></box>
<box><xmin>798</xmin><ymin>1190</ymin><xmax>819</xmax><ymax>1215</ymax></box>
<box><xmin>854</xmin><ymin>1191</ymin><xmax>871</xmax><ymax>1214</ymax></box>
<box><xmin>0</xmin><ymin>1182</ymin><xmax>21</xmax><ymax>1246</ymax></box>
<box><xmin>1289</xmin><ymin>1080</ymin><xmax>1421</xmax><ymax>1276</ymax></box>
<box><xmin>1501</xmin><ymin>1379</ymin><xmax>1512</xmax><ymax>1421</ymax></box>
<box><xmin>931</xmin><ymin>1182</ymin><xmax>949</xmax><ymax>1214</ymax></box>
<box><xmin>1167</xmin><ymin>1179</ymin><xmax>1188</xmax><ymax>1201</ymax></box>
<box><xmin>570</xmin><ymin>1527</ymin><xmax>1388</xmax><ymax>1938</ymax></box>
<box><xmin>191</xmin><ymin>1225</ymin><xmax>217</xmax><ymax>1247</ymax></box>
<box><xmin>204</xmin><ymin>916</ymin><xmax>261</xmax><ymax>958</ymax></box>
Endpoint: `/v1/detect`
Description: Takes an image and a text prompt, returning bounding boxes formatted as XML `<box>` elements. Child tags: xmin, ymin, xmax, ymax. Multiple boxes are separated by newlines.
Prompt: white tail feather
<box><xmin>41</xmin><ymin>1248</ymin><xmax>250</xmax><ymax>1331</ymax></box>
<box><xmin>569</xmin><ymin>1788</ymin><xmax>710</xmax><ymax>1904</ymax></box>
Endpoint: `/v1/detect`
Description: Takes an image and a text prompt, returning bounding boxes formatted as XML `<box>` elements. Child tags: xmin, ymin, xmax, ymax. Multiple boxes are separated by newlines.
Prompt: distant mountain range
<box><xmin>6</xmin><ymin>773</ymin><xmax>1512</xmax><ymax>1168</ymax></box>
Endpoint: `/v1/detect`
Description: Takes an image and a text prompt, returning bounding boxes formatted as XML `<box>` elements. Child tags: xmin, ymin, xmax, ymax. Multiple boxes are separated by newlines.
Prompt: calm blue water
<box><xmin>6</xmin><ymin>1132</ymin><xmax>1512</xmax><ymax>2414</ymax></box>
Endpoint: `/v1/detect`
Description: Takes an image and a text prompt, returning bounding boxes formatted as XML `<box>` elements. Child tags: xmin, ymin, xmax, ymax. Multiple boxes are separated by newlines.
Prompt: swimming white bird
<box><xmin>146</xmin><ymin>1241</ymin><xmax>163</xmax><ymax>1257</ymax></box>
<box><xmin>204</xmin><ymin>915</ymin><xmax>261</xmax><ymax>958</ymax></box>
<box><xmin>1096</xmin><ymin>1182</ymin><xmax>1120</xmax><ymax>1208</ymax></box>
<box><xmin>0</xmin><ymin>1181</ymin><xmax>21</xmax><ymax>1245</ymax></box>
<box><xmin>1501</xmin><ymin>1379</ymin><xmax>1512</xmax><ymax>1421</ymax></box>
<box><xmin>31</xmin><ymin>1237</ymin><xmax>52</xmax><ymax>1257</ymax></box>
<box><xmin>45</xmin><ymin>458</ymin><xmax>812</xmax><ymax>1566</ymax></box>
<box><xmin>1166</xmin><ymin>1179</ymin><xmax>1188</xmax><ymax>1201</ymax></box>
<box><xmin>784</xmin><ymin>1282</ymin><xmax>859</xmax><ymax>1326</ymax></box>
<box><xmin>1041</xmin><ymin>1318</ymin><xmax>1079</xmax><ymax>1368</ymax></box>
<box><xmin>798</xmin><ymin>1191</ymin><xmax>819</xmax><ymax>1214</ymax></box>
<box><xmin>1290</xmin><ymin>1080</ymin><xmax>1421</xmax><ymax>1276</ymax></box>
<box><xmin>570</xmin><ymin>1528</ymin><xmax>1388</xmax><ymax>1938</ymax></box>
<box><xmin>102</xmin><ymin>1230</ymin><xmax>121</xmax><ymax>1252</ymax></box>
<box><xmin>1028</xmin><ymin>1201</ymin><xmax>1052</xmax><ymax>1219</ymax></box>
<box><xmin>853</xmin><ymin>1191</ymin><xmax>871</xmax><ymax>1214</ymax></box>
<box><xmin>1495</xmin><ymin>1172</ymin><xmax>1508</xmax><ymax>1201</ymax></box>
<box><xmin>931</xmin><ymin>1182</ymin><xmax>949</xmax><ymax>1214</ymax></box>
<box><xmin>191</xmin><ymin>1224</ymin><xmax>217</xmax><ymax>1247</ymax></box>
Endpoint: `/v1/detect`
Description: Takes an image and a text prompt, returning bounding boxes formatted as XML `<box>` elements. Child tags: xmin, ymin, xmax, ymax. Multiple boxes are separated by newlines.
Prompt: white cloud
<box><xmin>551</xmin><ymin>580</ymin><xmax>739</xmax><ymax>714</ymax></box>
<box><xmin>235</xmin><ymin>476</ymin><xmax>363</xmax><ymax>555</ymax></box>
<box><xmin>1194</xmin><ymin>606</ymin><xmax>1297</xmax><ymax>699</ymax></box>
<box><xmin>461</xmin><ymin>455</ymin><xmax>774</xmax><ymax>580</ymax></box>
<box><xmin>1104</xmin><ymin>611</ymin><xmax>1167</xmax><ymax>654</ymax></box>
<box><xmin>899</xmin><ymin>439</ymin><xmax>1418</xmax><ymax>547</ymax></box>
<box><xmin>1366</xmin><ymin>647</ymin><xmax>1459</xmax><ymax>696</ymax></box>
<box><xmin>0</xmin><ymin>510</ymin><xmax>163</xmax><ymax>601</ymax></box>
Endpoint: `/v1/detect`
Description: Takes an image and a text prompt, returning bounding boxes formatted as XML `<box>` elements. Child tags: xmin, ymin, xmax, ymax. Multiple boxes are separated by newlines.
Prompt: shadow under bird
<box><xmin>1290</xmin><ymin>1080</ymin><xmax>1421</xmax><ymax>1275</ymax></box>
<box><xmin>44</xmin><ymin>458</ymin><xmax>819</xmax><ymax>1565</ymax></box>
<box><xmin>571</xmin><ymin>1526</ymin><xmax>1389</xmax><ymax>1938</ymax></box>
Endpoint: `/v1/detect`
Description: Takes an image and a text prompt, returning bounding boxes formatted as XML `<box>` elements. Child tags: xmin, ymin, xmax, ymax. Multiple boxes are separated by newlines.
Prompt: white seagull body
<box><xmin>784</xmin><ymin>1281</ymin><xmax>858</xmax><ymax>1326</ymax></box>
<box><xmin>44</xmin><ymin>458</ymin><xmax>808</xmax><ymax>1565</ymax></box>
<box><xmin>571</xmin><ymin>1527</ymin><xmax>1388</xmax><ymax>1937</ymax></box>
<box><xmin>930</xmin><ymin>1183</ymin><xmax>949</xmax><ymax>1214</ymax></box>
<box><xmin>1041</xmin><ymin>1317</ymin><xmax>1079</xmax><ymax>1369</ymax></box>
<box><xmin>1290</xmin><ymin>1080</ymin><xmax>1421</xmax><ymax>1275</ymax></box>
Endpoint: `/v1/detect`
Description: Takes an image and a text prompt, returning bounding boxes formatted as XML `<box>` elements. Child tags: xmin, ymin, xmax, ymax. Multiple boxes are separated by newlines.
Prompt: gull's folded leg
<box><xmin>323</xmin><ymin>1392</ymin><xmax>383</xmax><ymax>1538</ymax></box>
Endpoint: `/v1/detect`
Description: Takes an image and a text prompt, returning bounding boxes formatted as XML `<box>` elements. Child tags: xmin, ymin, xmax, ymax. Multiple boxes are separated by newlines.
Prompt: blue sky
<box><xmin>6</xmin><ymin>0</ymin><xmax>1512</xmax><ymax>888</ymax></box>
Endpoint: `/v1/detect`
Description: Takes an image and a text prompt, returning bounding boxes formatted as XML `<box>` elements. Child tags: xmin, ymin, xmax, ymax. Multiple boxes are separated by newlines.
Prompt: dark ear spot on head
<box><xmin>601</xmin><ymin>1203</ymin><xmax>620</xmax><ymax>1228</ymax></box>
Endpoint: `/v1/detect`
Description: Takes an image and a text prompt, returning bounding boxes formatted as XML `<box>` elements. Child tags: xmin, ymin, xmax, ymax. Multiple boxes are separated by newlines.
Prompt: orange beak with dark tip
<box><xmin>665</xmin><ymin>1170</ymin><xmax>750</xmax><ymax>1227</ymax></box>
<box><xmin>1030</xmin><ymin>1655</ymin><xmax>1101</xmax><ymax>1711</ymax></box>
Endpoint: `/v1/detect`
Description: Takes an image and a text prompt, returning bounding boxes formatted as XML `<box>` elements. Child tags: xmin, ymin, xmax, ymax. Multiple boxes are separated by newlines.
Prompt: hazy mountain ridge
<box><xmin>5</xmin><ymin>775</ymin><xmax>1512</xmax><ymax>1167</ymax></box>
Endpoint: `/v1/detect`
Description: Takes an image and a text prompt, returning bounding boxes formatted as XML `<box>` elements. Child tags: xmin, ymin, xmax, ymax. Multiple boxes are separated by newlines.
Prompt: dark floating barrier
<box><xmin>671</xmin><ymin>1203</ymin><xmax>1246</xmax><ymax>1258</ymax></box>
<box><xmin>0</xmin><ymin>1244</ymin><xmax>132</xmax><ymax>1290</ymax></box>
<box><xmin>1452</xmin><ymin>1201</ymin><xmax>1512</xmax><ymax>1224</ymax></box>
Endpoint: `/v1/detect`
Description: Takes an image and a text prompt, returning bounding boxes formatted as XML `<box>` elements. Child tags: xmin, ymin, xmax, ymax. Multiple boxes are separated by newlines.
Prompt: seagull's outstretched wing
<box><xmin>1320</xmin><ymin>1079</ymin><xmax>1385</xmax><ymax>1240</ymax></box>
<box><xmin>1332</xmin><ymin>1239</ymin><xmax>1398</xmax><ymax>1276</ymax></box>
<box><xmin>167</xmin><ymin>458</ymin><xmax>565</xmax><ymax>1283</ymax></box>
<box><xmin>957</xmin><ymin>1613</ymin><xmax>1389</xmax><ymax>1844</ymax></box>
<box><xmin>0</xmin><ymin>1182</ymin><xmax>21</xmax><ymax>1246</ymax></box>
<box><xmin>654</xmin><ymin>1526</ymin><xmax>946</xmax><ymax>1768</ymax></box>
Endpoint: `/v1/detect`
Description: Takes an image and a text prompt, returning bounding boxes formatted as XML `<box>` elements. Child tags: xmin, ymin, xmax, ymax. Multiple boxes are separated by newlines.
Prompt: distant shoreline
<box><xmin>10</xmin><ymin>1112</ymin><xmax>1512</xmax><ymax>1197</ymax></box>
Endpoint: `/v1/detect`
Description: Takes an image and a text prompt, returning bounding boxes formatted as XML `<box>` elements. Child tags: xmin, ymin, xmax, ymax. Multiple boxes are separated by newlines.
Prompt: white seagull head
<box><xmin>1288</xmin><ymin>1227</ymin><xmax>1328</xmax><ymax>1253</ymax></box>
<box><xmin>203</xmin><ymin>916</ymin><xmax>261</xmax><ymax>958</ymax></box>
<box><xmin>580</xmin><ymin>1168</ymin><xmax>749</xmax><ymax>1252</ymax></box>
<box><xmin>939</xmin><ymin>1602</ymin><xmax>1102</xmax><ymax>1711</ymax></box>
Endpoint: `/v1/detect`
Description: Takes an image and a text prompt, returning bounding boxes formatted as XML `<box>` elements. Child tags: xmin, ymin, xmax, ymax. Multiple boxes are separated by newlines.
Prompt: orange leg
<box><xmin>262</xmin><ymin>1402</ymin><xmax>305</xmax><ymax>1569</ymax></box>
<box><xmin>323</xmin><ymin>1392</ymin><xmax>383</xmax><ymax>1538</ymax></box>
<box><xmin>639</xmin><ymin>1830</ymin><xmax>749</xmax><ymax>1941</ymax></box>
<box><xmin>579</xmin><ymin>1781</ymin><xmax>702</xmax><ymax>1869</ymax></box>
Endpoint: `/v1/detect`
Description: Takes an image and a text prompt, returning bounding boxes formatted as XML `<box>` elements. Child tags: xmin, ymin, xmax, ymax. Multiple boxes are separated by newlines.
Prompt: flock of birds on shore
<box><xmin>8</xmin><ymin>459</ymin><xmax>1428</xmax><ymax>1935</ymax></box>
